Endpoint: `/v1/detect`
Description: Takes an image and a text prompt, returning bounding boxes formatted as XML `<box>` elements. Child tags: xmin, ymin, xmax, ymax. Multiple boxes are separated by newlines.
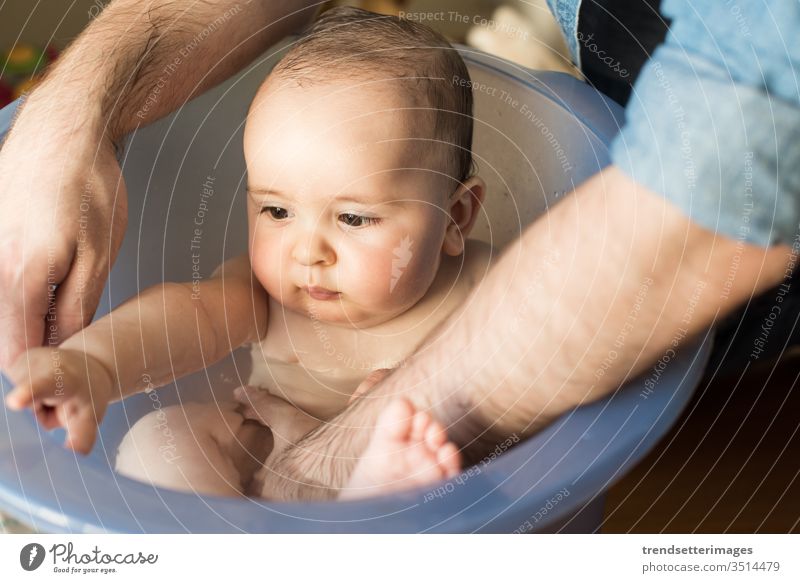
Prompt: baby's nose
<box><xmin>291</xmin><ymin>232</ymin><xmax>335</xmax><ymax>266</ymax></box>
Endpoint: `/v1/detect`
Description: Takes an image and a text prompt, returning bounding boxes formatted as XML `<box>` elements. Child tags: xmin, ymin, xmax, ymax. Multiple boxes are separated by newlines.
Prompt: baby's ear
<box><xmin>442</xmin><ymin>176</ymin><xmax>486</xmax><ymax>256</ymax></box>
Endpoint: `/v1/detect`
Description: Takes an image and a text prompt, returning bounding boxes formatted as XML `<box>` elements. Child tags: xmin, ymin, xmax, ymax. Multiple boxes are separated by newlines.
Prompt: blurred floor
<box><xmin>602</xmin><ymin>353</ymin><xmax>800</xmax><ymax>533</ymax></box>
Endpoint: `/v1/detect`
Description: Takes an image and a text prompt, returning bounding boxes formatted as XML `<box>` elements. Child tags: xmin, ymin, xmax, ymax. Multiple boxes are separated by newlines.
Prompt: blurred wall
<box><xmin>0</xmin><ymin>0</ymin><xmax>571</xmax><ymax>73</ymax></box>
<box><xmin>0</xmin><ymin>0</ymin><xmax>102</xmax><ymax>48</ymax></box>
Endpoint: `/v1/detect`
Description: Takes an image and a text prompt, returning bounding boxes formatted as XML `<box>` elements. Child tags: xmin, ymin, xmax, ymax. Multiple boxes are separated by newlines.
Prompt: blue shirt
<box><xmin>548</xmin><ymin>0</ymin><xmax>800</xmax><ymax>247</ymax></box>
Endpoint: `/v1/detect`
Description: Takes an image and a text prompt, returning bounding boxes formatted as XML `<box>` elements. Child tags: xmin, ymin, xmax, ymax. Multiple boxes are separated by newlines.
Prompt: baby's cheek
<box><xmin>250</xmin><ymin>238</ymin><xmax>281</xmax><ymax>292</ymax></box>
<box><xmin>249</xmin><ymin>258</ymin><xmax>273</xmax><ymax>295</ymax></box>
<box><xmin>352</xmin><ymin>250</ymin><xmax>395</xmax><ymax>298</ymax></box>
<box><xmin>393</xmin><ymin>237</ymin><xmax>443</xmax><ymax>301</ymax></box>
<box><xmin>377</xmin><ymin>250</ymin><xmax>431</xmax><ymax>307</ymax></box>
<box><xmin>395</xmin><ymin>252</ymin><xmax>438</xmax><ymax>298</ymax></box>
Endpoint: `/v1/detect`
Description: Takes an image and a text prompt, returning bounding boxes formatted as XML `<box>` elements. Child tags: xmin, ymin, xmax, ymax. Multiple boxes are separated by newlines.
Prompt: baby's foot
<box><xmin>340</xmin><ymin>398</ymin><xmax>461</xmax><ymax>500</ymax></box>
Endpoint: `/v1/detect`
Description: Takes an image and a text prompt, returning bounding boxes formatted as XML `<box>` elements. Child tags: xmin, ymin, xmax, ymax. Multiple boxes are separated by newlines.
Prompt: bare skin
<box><xmin>341</xmin><ymin>398</ymin><xmax>461</xmax><ymax>500</ymax></box>
<box><xmin>256</xmin><ymin>166</ymin><xmax>793</xmax><ymax>500</ymax></box>
<box><xmin>235</xmin><ymin>386</ymin><xmax>461</xmax><ymax>499</ymax></box>
<box><xmin>0</xmin><ymin>1</ymin><xmax>793</xmax><ymax>501</ymax></box>
<box><xmin>4</xmin><ymin>70</ymin><xmax>490</xmax><ymax>500</ymax></box>
<box><xmin>3</xmin><ymin>165</ymin><xmax>790</xmax><ymax>500</ymax></box>
<box><xmin>0</xmin><ymin>0</ymin><xmax>319</xmax><ymax>367</ymax></box>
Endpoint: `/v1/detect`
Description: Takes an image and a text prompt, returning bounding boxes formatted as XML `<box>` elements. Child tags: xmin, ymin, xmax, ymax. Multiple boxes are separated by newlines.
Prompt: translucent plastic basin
<box><xmin>0</xmin><ymin>46</ymin><xmax>711</xmax><ymax>533</ymax></box>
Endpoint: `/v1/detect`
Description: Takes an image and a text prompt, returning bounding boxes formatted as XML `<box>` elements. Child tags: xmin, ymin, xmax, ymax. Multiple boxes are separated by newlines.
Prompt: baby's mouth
<box><xmin>303</xmin><ymin>285</ymin><xmax>340</xmax><ymax>301</ymax></box>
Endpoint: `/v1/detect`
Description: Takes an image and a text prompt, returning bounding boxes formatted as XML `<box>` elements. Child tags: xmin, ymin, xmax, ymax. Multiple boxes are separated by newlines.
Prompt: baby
<box><xmin>4</xmin><ymin>7</ymin><xmax>493</xmax><ymax>500</ymax></box>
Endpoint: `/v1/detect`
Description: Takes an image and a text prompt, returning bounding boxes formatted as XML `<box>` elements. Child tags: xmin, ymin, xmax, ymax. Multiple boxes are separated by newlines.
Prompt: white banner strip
<box><xmin>0</xmin><ymin>534</ymin><xmax>797</xmax><ymax>582</ymax></box>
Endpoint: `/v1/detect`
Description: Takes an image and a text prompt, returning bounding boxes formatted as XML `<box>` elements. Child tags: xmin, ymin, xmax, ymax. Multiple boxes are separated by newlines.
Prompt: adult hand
<box><xmin>0</xmin><ymin>94</ymin><xmax>127</xmax><ymax>368</ymax></box>
<box><xmin>0</xmin><ymin>0</ymin><xmax>318</xmax><ymax>369</ymax></box>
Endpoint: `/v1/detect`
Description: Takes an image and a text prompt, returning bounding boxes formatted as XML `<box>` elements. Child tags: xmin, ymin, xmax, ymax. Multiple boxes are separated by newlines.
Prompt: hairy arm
<box><xmin>31</xmin><ymin>0</ymin><xmax>319</xmax><ymax>142</ymax></box>
<box><xmin>260</xmin><ymin>167</ymin><xmax>792</xmax><ymax>500</ymax></box>
<box><xmin>0</xmin><ymin>0</ymin><xmax>317</xmax><ymax>368</ymax></box>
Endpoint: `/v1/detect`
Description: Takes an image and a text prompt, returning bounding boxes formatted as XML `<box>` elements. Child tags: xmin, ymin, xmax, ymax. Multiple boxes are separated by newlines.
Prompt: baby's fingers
<box><xmin>233</xmin><ymin>384</ymin><xmax>262</xmax><ymax>404</ymax></box>
<box><xmin>5</xmin><ymin>378</ymin><xmax>66</xmax><ymax>413</ymax></box>
<box><xmin>4</xmin><ymin>348</ymin><xmax>64</xmax><ymax>410</ymax></box>
<box><xmin>239</xmin><ymin>404</ymin><xmax>264</xmax><ymax>424</ymax></box>
<box><xmin>231</xmin><ymin>387</ymin><xmax>259</xmax><ymax>422</ymax></box>
<box><xmin>60</xmin><ymin>404</ymin><xmax>98</xmax><ymax>455</ymax></box>
<box><xmin>33</xmin><ymin>402</ymin><xmax>63</xmax><ymax>431</ymax></box>
<box><xmin>349</xmin><ymin>368</ymin><xmax>392</xmax><ymax>405</ymax></box>
<box><xmin>4</xmin><ymin>384</ymin><xmax>33</xmax><ymax>410</ymax></box>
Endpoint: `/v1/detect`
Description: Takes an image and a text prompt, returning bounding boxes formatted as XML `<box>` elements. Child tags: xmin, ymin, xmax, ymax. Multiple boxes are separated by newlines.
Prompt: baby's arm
<box><xmin>63</xmin><ymin>254</ymin><xmax>267</xmax><ymax>392</ymax></box>
<box><xmin>4</xmin><ymin>254</ymin><xmax>268</xmax><ymax>453</ymax></box>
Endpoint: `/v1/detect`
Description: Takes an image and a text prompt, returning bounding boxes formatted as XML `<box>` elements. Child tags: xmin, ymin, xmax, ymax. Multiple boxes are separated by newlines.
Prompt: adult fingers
<box><xmin>51</xmin><ymin>161</ymin><xmax>128</xmax><ymax>342</ymax></box>
<box><xmin>4</xmin><ymin>347</ymin><xmax>64</xmax><ymax>410</ymax></box>
<box><xmin>51</xmin><ymin>248</ymin><xmax>106</xmax><ymax>344</ymax></box>
<box><xmin>0</xmin><ymin>248</ymin><xmax>58</xmax><ymax>368</ymax></box>
<box><xmin>61</xmin><ymin>404</ymin><xmax>98</xmax><ymax>455</ymax></box>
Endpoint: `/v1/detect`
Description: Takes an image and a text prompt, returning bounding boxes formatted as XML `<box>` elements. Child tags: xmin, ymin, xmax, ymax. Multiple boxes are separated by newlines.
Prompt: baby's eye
<box><xmin>262</xmin><ymin>206</ymin><xmax>290</xmax><ymax>220</ymax></box>
<box><xmin>338</xmin><ymin>213</ymin><xmax>380</xmax><ymax>228</ymax></box>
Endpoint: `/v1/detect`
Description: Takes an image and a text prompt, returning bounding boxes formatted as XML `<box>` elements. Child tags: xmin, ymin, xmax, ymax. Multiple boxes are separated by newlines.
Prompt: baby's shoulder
<box><xmin>451</xmin><ymin>238</ymin><xmax>496</xmax><ymax>289</ymax></box>
<box><xmin>421</xmin><ymin>239</ymin><xmax>496</xmax><ymax>313</ymax></box>
<box><xmin>465</xmin><ymin>238</ymin><xmax>495</xmax><ymax>273</ymax></box>
<box><xmin>211</xmin><ymin>253</ymin><xmax>255</xmax><ymax>280</ymax></box>
<box><xmin>210</xmin><ymin>255</ymin><xmax>270</xmax><ymax>301</ymax></box>
<box><xmin>210</xmin><ymin>253</ymin><xmax>269</xmax><ymax>340</ymax></box>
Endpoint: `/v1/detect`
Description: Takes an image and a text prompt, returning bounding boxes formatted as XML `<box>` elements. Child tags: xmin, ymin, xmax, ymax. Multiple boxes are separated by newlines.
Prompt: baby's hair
<box><xmin>273</xmin><ymin>6</ymin><xmax>475</xmax><ymax>185</ymax></box>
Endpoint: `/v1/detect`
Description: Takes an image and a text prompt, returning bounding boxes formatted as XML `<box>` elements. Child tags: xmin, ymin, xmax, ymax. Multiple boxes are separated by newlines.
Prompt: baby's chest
<box><xmin>247</xmin><ymin>351</ymin><xmax>366</xmax><ymax>419</ymax></box>
<box><xmin>247</xmin><ymin>307</ymin><xmax>413</xmax><ymax>418</ymax></box>
<box><xmin>260</xmin><ymin>303</ymin><xmax>411</xmax><ymax>370</ymax></box>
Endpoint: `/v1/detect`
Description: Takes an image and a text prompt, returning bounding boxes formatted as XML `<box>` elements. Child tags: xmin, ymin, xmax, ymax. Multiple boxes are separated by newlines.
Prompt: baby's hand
<box><xmin>348</xmin><ymin>368</ymin><xmax>393</xmax><ymax>405</ymax></box>
<box><xmin>4</xmin><ymin>347</ymin><xmax>114</xmax><ymax>454</ymax></box>
<box><xmin>233</xmin><ymin>385</ymin><xmax>310</xmax><ymax>427</ymax></box>
<box><xmin>233</xmin><ymin>385</ymin><xmax>321</xmax><ymax>456</ymax></box>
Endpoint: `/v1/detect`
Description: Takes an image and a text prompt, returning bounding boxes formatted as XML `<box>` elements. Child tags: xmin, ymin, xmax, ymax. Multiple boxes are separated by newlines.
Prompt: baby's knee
<box><xmin>115</xmin><ymin>402</ymin><xmax>250</xmax><ymax>496</ymax></box>
<box><xmin>117</xmin><ymin>405</ymin><xmax>190</xmax><ymax>469</ymax></box>
<box><xmin>117</xmin><ymin>403</ymin><xmax>239</xmax><ymax>466</ymax></box>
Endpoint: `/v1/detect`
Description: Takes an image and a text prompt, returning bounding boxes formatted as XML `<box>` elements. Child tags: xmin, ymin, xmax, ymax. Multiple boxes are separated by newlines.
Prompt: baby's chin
<box><xmin>282</xmin><ymin>294</ymin><xmax>413</xmax><ymax>329</ymax></box>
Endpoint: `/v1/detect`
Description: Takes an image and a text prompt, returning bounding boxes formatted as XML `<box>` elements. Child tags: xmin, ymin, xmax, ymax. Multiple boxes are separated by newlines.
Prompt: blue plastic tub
<box><xmin>0</xmin><ymin>47</ymin><xmax>712</xmax><ymax>533</ymax></box>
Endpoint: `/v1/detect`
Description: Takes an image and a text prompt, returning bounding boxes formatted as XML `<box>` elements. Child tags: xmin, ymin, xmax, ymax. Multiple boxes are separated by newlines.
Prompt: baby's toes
<box><xmin>374</xmin><ymin>399</ymin><xmax>415</xmax><ymax>445</ymax></box>
<box><xmin>437</xmin><ymin>442</ymin><xmax>462</xmax><ymax>479</ymax></box>
<box><xmin>423</xmin><ymin>418</ymin><xmax>448</xmax><ymax>451</ymax></box>
<box><xmin>410</xmin><ymin>410</ymin><xmax>432</xmax><ymax>443</ymax></box>
<box><xmin>403</xmin><ymin>440</ymin><xmax>444</xmax><ymax>481</ymax></box>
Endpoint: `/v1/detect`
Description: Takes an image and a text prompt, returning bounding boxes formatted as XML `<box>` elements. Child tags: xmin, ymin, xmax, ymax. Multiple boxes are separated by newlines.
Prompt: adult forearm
<box><xmin>437</xmin><ymin>166</ymin><xmax>791</xmax><ymax>450</ymax></box>
<box><xmin>24</xmin><ymin>0</ymin><xmax>318</xmax><ymax>141</ymax></box>
<box><xmin>266</xmin><ymin>166</ymin><xmax>792</xmax><ymax>497</ymax></box>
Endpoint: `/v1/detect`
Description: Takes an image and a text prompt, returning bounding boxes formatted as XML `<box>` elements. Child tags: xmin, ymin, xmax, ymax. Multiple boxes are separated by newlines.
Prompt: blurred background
<box><xmin>0</xmin><ymin>0</ymin><xmax>575</xmax><ymax>108</ymax></box>
<box><xmin>0</xmin><ymin>0</ymin><xmax>797</xmax><ymax>534</ymax></box>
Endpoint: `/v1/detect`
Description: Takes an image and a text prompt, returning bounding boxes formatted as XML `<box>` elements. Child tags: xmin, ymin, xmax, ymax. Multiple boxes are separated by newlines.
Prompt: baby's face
<box><xmin>244</xmin><ymin>78</ymin><xmax>455</xmax><ymax>327</ymax></box>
